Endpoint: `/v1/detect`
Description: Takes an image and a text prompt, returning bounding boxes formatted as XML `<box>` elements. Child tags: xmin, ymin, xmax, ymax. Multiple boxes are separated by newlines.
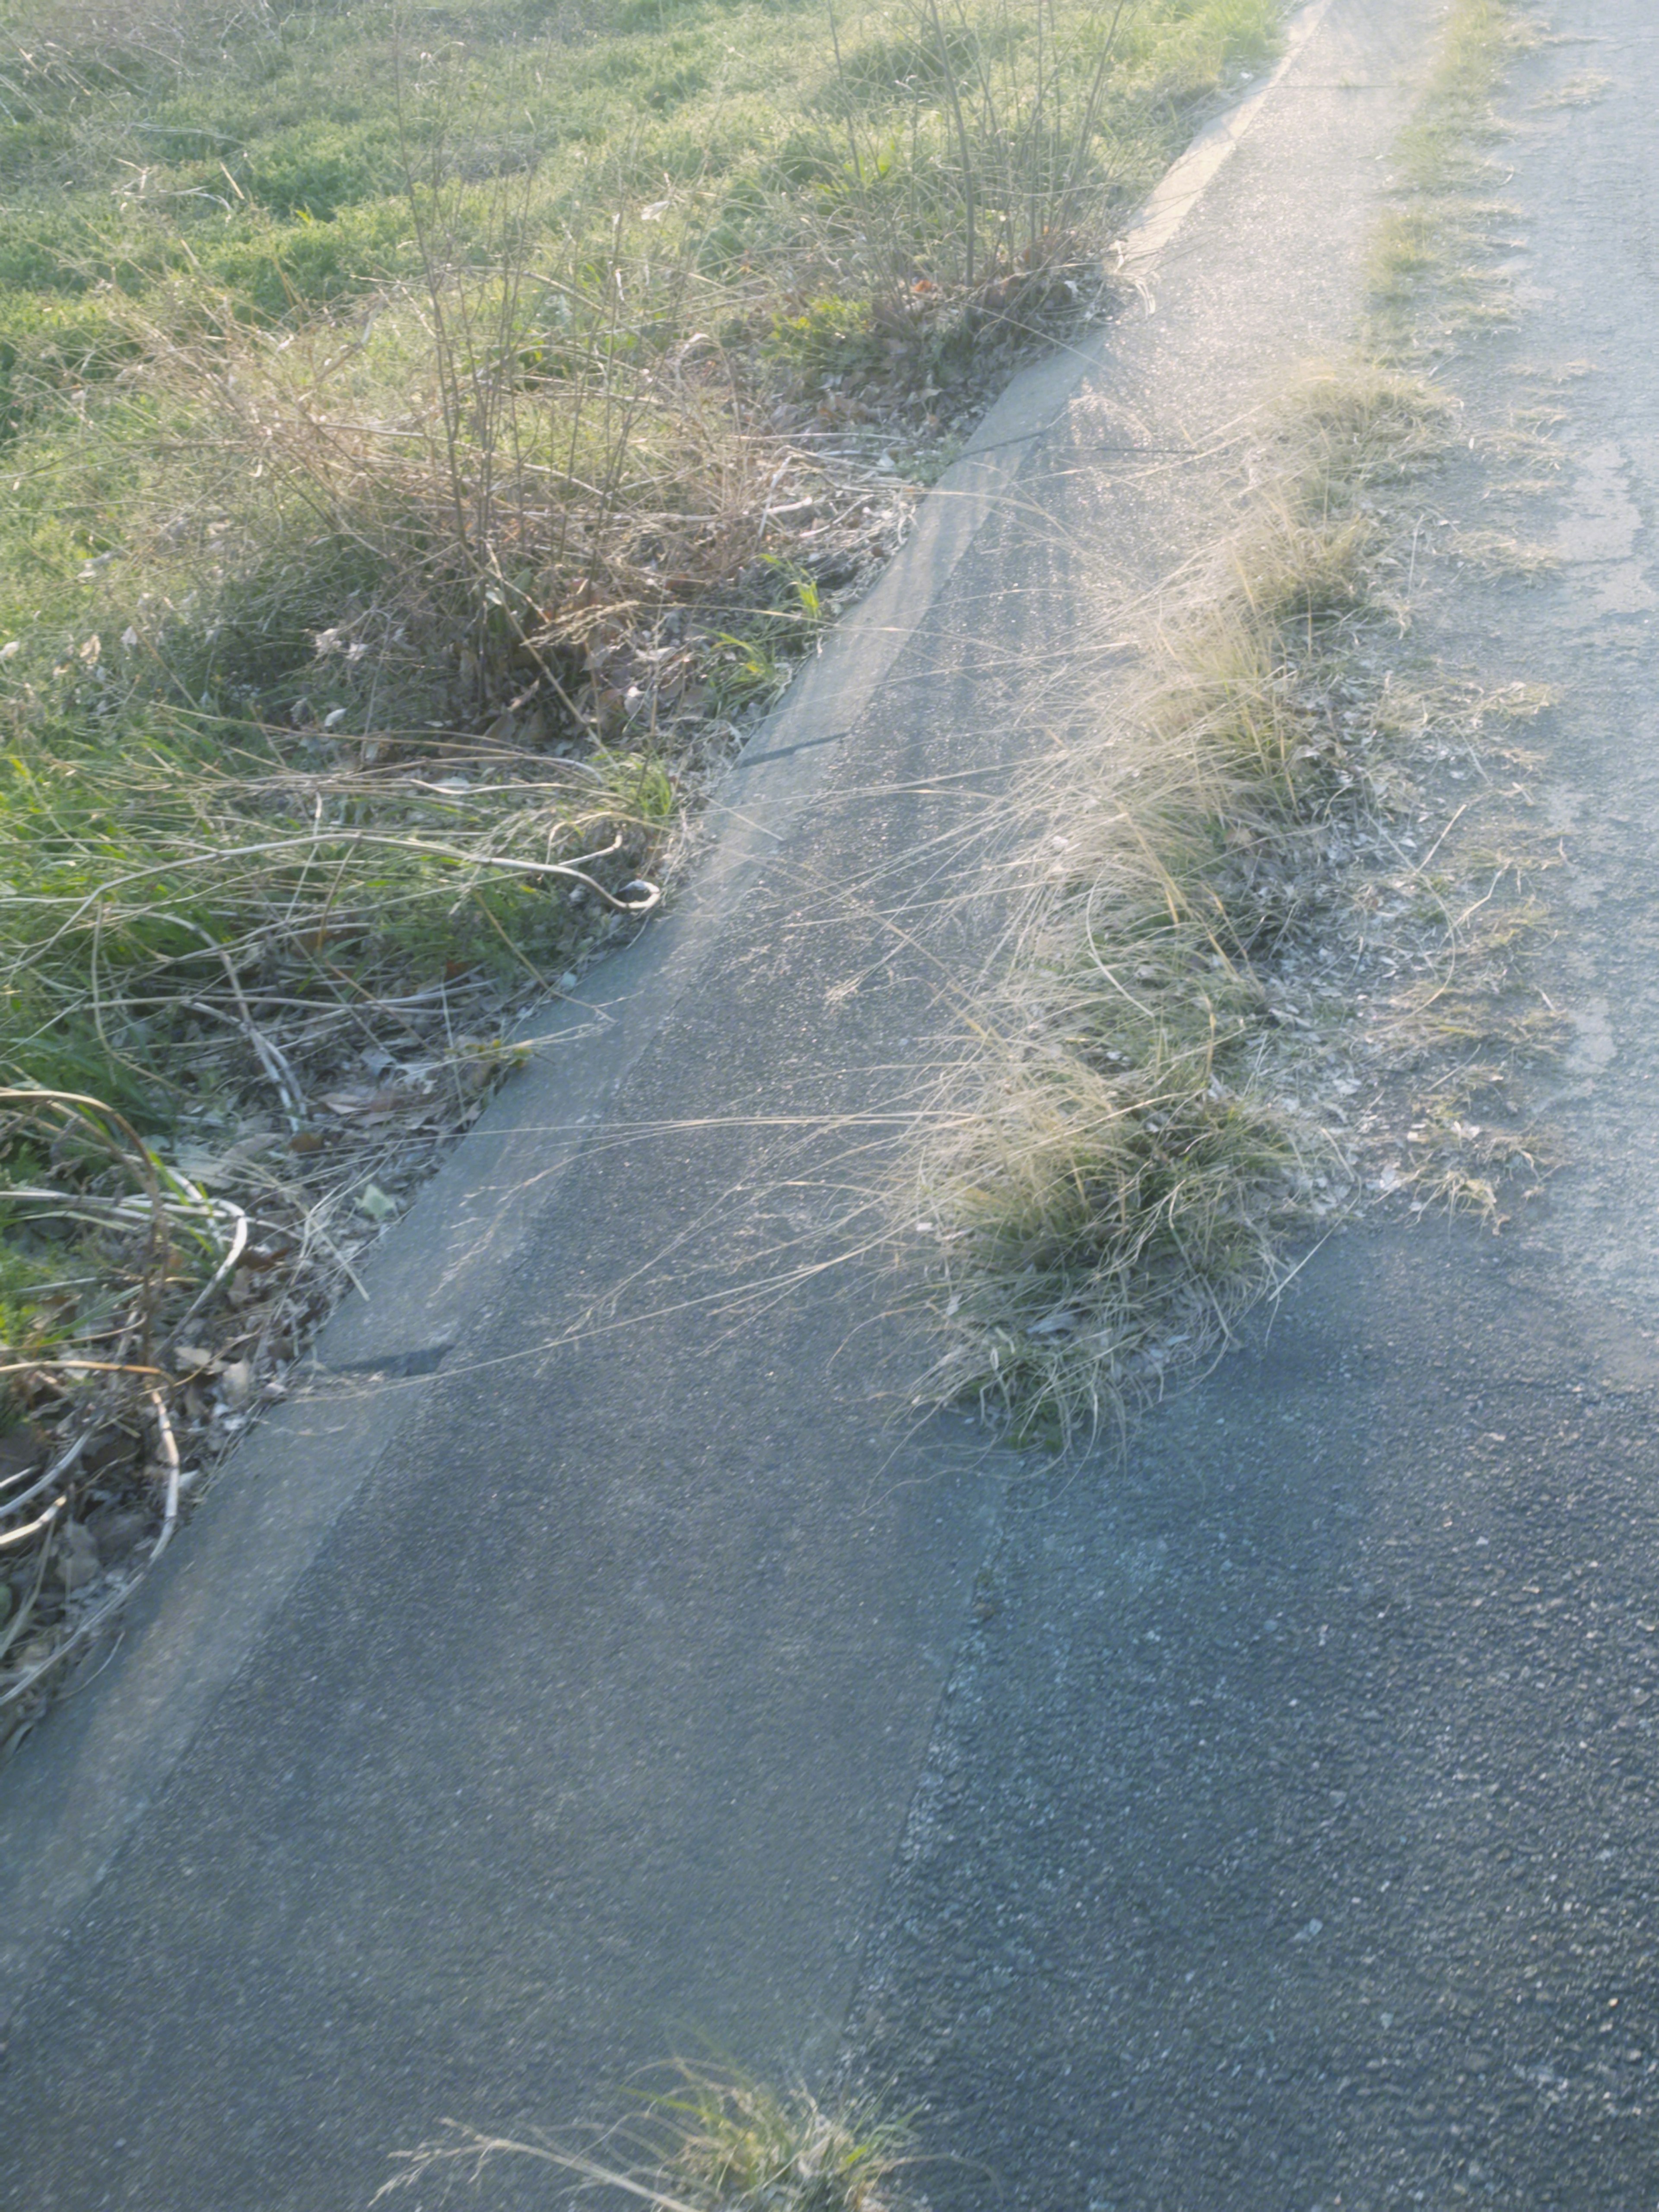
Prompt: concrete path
<box><xmin>0</xmin><ymin>4</ymin><xmax>1453</xmax><ymax>2205</ymax></box>
<box><xmin>852</xmin><ymin>6</ymin><xmax>1659</xmax><ymax>2208</ymax></box>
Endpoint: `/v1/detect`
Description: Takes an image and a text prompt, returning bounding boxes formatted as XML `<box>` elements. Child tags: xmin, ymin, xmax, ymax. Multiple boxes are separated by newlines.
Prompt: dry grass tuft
<box><xmin>378</xmin><ymin>2066</ymin><xmax>920</xmax><ymax>2212</ymax></box>
<box><xmin>907</xmin><ymin>359</ymin><xmax>1555</xmax><ymax>1447</ymax></box>
<box><xmin>1531</xmin><ymin>71</ymin><xmax>1612</xmax><ymax>111</ymax></box>
<box><xmin>1273</xmin><ymin>360</ymin><xmax>1459</xmax><ymax>501</ymax></box>
<box><xmin>910</xmin><ymin>371</ymin><xmax>1451</xmax><ymax>1447</ymax></box>
<box><xmin>1448</xmin><ymin>526</ymin><xmax>1558</xmax><ymax>580</ymax></box>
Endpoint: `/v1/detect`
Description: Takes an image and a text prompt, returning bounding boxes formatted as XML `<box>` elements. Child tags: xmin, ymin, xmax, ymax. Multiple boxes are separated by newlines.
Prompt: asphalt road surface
<box><xmin>851</xmin><ymin>6</ymin><xmax>1659</xmax><ymax>2208</ymax></box>
<box><xmin>10</xmin><ymin>3</ymin><xmax>1659</xmax><ymax>2209</ymax></box>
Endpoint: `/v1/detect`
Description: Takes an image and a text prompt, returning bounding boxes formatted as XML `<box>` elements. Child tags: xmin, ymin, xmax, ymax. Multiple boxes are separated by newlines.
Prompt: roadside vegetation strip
<box><xmin>0</xmin><ymin>1</ymin><xmax>1285</xmax><ymax>1738</ymax></box>
<box><xmin>1370</xmin><ymin>0</ymin><xmax>1538</xmax><ymax>356</ymax></box>
<box><xmin>913</xmin><ymin>0</ymin><xmax>1551</xmax><ymax>1450</ymax></box>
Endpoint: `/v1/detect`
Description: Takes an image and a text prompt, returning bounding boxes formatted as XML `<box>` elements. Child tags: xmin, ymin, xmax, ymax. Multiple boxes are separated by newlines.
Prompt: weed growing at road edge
<box><xmin>377</xmin><ymin>2067</ymin><xmax>921</xmax><ymax>2212</ymax></box>
<box><xmin>909</xmin><ymin>368</ymin><xmax>1485</xmax><ymax>1448</ymax></box>
<box><xmin>906</xmin><ymin>0</ymin><xmax>1551</xmax><ymax>1451</ymax></box>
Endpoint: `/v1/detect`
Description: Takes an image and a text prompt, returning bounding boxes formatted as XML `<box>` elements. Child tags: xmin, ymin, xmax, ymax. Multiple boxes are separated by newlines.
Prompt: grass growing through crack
<box><xmin>913</xmin><ymin>368</ymin><xmax>1465</xmax><ymax>1445</ymax></box>
<box><xmin>1369</xmin><ymin>0</ymin><xmax>1535</xmax><ymax>354</ymax></box>
<box><xmin>378</xmin><ymin>2066</ymin><xmax>920</xmax><ymax>2212</ymax></box>
<box><xmin>912</xmin><ymin>0</ymin><xmax>1546</xmax><ymax>1449</ymax></box>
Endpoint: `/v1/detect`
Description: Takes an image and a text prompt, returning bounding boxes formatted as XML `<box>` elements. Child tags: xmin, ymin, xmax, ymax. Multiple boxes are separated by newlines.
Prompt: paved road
<box><xmin>851</xmin><ymin>6</ymin><xmax>1659</xmax><ymax>2208</ymax></box>
<box><xmin>0</xmin><ymin>2</ymin><xmax>1541</xmax><ymax>2205</ymax></box>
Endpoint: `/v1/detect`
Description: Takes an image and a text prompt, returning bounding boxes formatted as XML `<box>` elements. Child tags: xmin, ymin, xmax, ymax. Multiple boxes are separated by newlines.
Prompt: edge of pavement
<box><xmin>0</xmin><ymin>0</ymin><xmax>1337</xmax><ymax>2028</ymax></box>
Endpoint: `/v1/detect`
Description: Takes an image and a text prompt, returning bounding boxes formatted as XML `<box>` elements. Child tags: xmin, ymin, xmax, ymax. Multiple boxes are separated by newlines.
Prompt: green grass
<box><xmin>0</xmin><ymin>697</ymin><xmax>668</xmax><ymax>1112</ymax></box>
<box><xmin>0</xmin><ymin>0</ymin><xmax>1277</xmax><ymax>457</ymax></box>
<box><xmin>0</xmin><ymin>0</ymin><xmax>1284</xmax><ymax>1098</ymax></box>
<box><xmin>0</xmin><ymin>0</ymin><xmax>1284</xmax><ymax>1718</ymax></box>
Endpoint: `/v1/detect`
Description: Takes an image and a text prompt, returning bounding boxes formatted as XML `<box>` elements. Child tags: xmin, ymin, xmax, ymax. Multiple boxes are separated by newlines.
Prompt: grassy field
<box><xmin>0</xmin><ymin>0</ymin><xmax>1279</xmax><ymax>716</ymax></box>
<box><xmin>0</xmin><ymin>0</ymin><xmax>1280</xmax><ymax>1724</ymax></box>
<box><xmin>0</xmin><ymin>0</ymin><xmax>1279</xmax><ymax>1107</ymax></box>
